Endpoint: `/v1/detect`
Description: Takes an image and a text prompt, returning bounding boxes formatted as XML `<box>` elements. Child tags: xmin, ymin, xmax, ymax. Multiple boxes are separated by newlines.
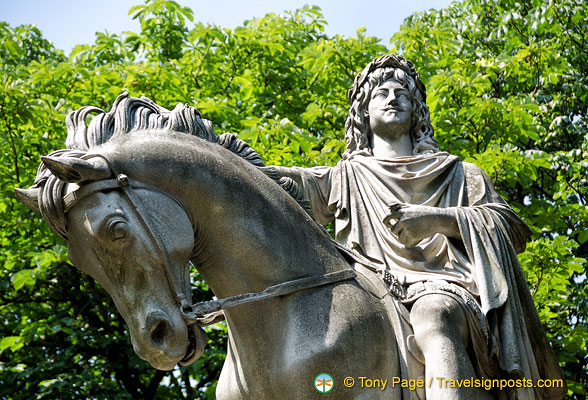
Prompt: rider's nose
<box><xmin>387</xmin><ymin>92</ymin><xmax>398</xmax><ymax>106</ymax></box>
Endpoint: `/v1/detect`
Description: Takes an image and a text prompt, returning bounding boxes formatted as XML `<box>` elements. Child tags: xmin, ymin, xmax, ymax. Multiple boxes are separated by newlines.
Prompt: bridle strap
<box><xmin>63</xmin><ymin>178</ymin><xmax>123</xmax><ymax>212</ymax></box>
<box><xmin>115</xmin><ymin>175</ymin><xmax>195</xmax><ymax>318</ymax></box>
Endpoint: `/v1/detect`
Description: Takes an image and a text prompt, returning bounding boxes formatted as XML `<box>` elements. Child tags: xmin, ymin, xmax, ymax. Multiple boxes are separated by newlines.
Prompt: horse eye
<box><xmin>108</xmin><ymin>220</ymin><xmax>128</xmax><ymax>241</ymax></box>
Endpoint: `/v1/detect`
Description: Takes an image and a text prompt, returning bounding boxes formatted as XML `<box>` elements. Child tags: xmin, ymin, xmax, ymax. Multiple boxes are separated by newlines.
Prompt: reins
<box><xmin>63</xmin><ymin>163</ymin><xmax>357</xmax><ymax>328</ymax></box>
<box><xmin>182</xmin><ymin>268</ymin><xmax>356</xmax><ymax>324</ymax></box>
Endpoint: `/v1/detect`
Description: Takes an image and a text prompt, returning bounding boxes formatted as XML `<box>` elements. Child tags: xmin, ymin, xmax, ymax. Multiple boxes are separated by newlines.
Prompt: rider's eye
<box><xmin>108</xmin><ymin>220</ymin><xmax>129</xmax><ymax>241</ymax></box>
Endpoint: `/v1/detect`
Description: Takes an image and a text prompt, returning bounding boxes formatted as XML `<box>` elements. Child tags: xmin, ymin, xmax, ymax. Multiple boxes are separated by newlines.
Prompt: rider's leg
<box><xmin>410</xmin><ymin>293</ymin><xmax>479</xmax><ymax>400</ymax></box>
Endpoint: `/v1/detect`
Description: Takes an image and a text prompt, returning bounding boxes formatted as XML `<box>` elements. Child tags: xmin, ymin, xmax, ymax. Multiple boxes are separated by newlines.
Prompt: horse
<box><xmin>15</xmin><ymin>94</ymin><xmax>403</xmax><ymax>399</ymax></box>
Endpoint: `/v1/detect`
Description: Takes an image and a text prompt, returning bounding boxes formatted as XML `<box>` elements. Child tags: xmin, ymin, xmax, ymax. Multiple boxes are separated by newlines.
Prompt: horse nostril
<box><xmin>150</xmin><ymin>320</ymin><xmax>170</xmax><ymax>346</ymax></box>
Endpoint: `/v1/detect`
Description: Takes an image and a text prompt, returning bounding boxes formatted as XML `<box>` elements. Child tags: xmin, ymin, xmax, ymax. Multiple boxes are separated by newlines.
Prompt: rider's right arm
<box><xmin>272</xmin><ymin>165</ymin><xmax>336</xmax><ymax>226</ymax></box>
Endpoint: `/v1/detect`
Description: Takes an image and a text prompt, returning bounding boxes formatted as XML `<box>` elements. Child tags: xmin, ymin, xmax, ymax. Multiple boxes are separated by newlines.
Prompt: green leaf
<box><xmin>4</xmin><ymin>258</ymin><xmax>16</xmax><ymax>270</ymax></box>
<box><xmin>4</xmin><ymin>39</ymin><xmax>24</xmax><ymax>57</ymax></box>
<box><xmin>12</xmin><ymin>269</ymin><xmax>35</xmax><ymax>291</ymax></box>
<box><xmin>39</xmin><ymin>378</ymin><xmax>60</xmax><ymax>388</ymax></box>
<box><xmin>0</xmin><ymin>336</ymin><xmax>22</xmax><ymax>351</ymax></box>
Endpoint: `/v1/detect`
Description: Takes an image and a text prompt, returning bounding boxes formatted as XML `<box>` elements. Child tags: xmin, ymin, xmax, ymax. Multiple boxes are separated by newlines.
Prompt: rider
<box><xmin>275</xmin><ymin>54</ymin><xmax>564</xmax><ymax>399</ymax></box>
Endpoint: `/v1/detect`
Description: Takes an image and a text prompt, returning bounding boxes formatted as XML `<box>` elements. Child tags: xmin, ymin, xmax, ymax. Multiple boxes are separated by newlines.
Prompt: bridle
<box><xmin>62</xmin><ymin>162</ymin><xmax>357</xmax><ymax>328</ymax></box>
<box><xmin>64</xmin><ymin>171</ymin><xmax>197</xmax><ymax>317</ymax></box>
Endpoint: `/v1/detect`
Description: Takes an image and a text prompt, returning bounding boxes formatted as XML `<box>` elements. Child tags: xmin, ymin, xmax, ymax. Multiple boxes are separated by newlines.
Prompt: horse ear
<box><xmin>41</xmin><ymin>156</ymin><xmax>111</xmax><ymax>183</ymax></box>
<box><xmin>14</xmin><ymin>187</ymin><xmax>41</xmax><ymax>212</ymax></box>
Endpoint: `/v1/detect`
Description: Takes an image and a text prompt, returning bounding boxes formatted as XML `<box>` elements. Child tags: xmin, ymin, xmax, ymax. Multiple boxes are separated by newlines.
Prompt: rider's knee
<box><xmin>410</xmin><ymin>294</ymin><xmax>468</xmax><ymax>348</ymax></box>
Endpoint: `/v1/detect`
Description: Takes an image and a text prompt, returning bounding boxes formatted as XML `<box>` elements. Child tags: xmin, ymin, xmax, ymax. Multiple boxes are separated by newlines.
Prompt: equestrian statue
<box><xmin>15</xmin><ymin>54</ymin><xmax>564</xmax><ymax>399</ymax></box>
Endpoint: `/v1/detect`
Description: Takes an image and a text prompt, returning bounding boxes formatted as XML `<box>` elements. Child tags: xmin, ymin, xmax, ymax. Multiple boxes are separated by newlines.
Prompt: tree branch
<box><xmin>0</xmin><ymin>103</ymin><xmax>21</xmax><ymax>183</ymax></box>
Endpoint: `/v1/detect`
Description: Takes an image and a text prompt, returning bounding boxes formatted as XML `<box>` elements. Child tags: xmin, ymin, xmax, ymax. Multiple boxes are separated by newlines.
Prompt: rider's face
<box><xmin>367</xmin><ymin>79</ymin><xmax>413</xmax><ymax>140</ymax></box>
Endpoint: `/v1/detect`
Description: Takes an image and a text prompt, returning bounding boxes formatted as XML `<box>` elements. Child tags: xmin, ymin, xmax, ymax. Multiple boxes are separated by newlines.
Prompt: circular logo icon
<box><xmin>314</xmin><ymin>373</ymin><xmax>334</xmax><ymax>393</ymax></box>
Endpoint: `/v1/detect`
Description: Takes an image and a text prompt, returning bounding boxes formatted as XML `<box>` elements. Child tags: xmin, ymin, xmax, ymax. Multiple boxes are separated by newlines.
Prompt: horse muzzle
<box><xmin>132</xmin><ymin>310</ymin><xmax>191</xmax><ymax>370</ymax></box>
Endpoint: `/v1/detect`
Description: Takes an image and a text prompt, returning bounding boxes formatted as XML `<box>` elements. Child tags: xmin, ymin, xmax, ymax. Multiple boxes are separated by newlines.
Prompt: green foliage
<box><xmin>1</xmin><ymin>0</ymin><xmax>586</xmax><ymax>397</ymax></box>
<box><xmin>127</xmin><ymin>0</ymin><xmax>194</xmax><ymax>61</ymax></box>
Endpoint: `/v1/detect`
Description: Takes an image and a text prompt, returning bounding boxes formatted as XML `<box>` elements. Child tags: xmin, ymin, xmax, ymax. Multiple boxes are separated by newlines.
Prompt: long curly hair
<box><xmin>343</xmin><ymin>54</ymin><xmax>439</xmax><ymax>158</ymax></box>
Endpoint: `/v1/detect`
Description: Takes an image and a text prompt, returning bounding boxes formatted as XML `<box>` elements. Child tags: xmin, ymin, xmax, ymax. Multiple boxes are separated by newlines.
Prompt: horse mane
<box><xmin>32</xmin><ymin>93</ymin><xmax>310</xmax><ymax>239</ymax></box>
<box><xmin>64</xmin><ymin>93</ymin><xmax>217</xmax><ymax>151</ymax></box>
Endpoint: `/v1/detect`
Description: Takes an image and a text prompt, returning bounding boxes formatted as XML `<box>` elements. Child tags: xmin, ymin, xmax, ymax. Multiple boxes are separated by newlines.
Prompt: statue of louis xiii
<box><xmin>276</xmin><ymin>54</ymin><xmax>565</xmax><ymax>399</ymax></box>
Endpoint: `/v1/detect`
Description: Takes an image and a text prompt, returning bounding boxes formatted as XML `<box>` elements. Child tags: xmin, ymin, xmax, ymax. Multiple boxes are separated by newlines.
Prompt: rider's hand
<box><xmin>383</xmin><ymin>203</ymin><xmax>461</xmax><ymax>248</ymax></box>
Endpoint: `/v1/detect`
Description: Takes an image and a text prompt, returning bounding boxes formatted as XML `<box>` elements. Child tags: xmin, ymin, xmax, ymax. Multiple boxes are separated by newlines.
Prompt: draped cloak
<box><xmin>289</xmin><ymin>151</ymin><xmax>564</xmax><ymax>399</ymax></box>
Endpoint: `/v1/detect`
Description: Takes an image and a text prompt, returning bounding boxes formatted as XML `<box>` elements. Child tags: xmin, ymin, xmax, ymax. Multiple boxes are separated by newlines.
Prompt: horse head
<box><xmin>17</xmin><ymin>153</ymin><xmax>206</xmax><ymax>370</ymax></box>
<box><xmin>15</xmin><ymin>94</ymin><xmax>214</xmax><ymax>370</ymax></box>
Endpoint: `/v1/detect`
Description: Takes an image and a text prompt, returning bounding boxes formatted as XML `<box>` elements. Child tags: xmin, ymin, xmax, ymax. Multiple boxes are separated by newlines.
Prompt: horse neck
<box><xmin>105</xmin><ymin>133</ymin><xmax>347</xmax><ymax>299</ymax></box>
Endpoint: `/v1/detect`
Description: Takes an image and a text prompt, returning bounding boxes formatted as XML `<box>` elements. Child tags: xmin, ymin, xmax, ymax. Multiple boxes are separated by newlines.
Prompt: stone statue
<box><xmin>274</xmin><ymin>54</ymin><xmax>565</xmax><ymax>399</ymax></box>
<box><xmin>14</xmin><ymin>54</ymin><xmax>564</xmax><ymax>399</ymax></box>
